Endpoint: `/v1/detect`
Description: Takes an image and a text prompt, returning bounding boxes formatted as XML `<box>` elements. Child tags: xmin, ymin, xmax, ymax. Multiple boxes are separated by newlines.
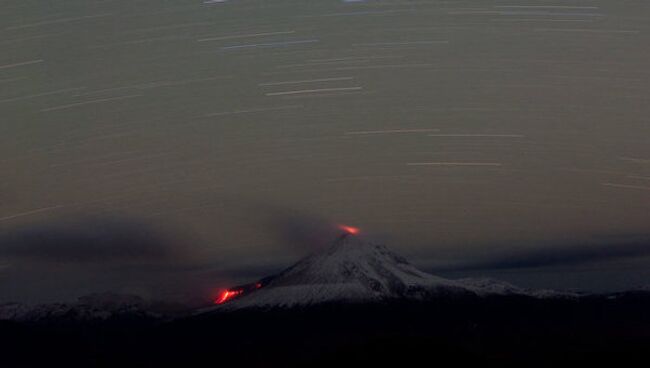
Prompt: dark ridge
<box><xmin>2</xmin><ymin>293</ymin><xmax>650</xmax><ymax>367</ymax></box>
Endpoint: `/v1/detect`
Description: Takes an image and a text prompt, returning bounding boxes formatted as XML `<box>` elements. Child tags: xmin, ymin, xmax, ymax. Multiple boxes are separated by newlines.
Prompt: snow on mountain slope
<box><xmin>0</xmin><ymin>293</ymin><xmax>159</xmax><ymax>323</ymax></box>
<box><xmin>212</xmin><ymin>234</ymin><xmax>475</xmax><ymax>310</ymax></box>
<box><xmin>456</xmin><ymin>278</ymin><xmax>581</xmax><ymax>299</ymax></box>
<box><xmin>455</xmin><ymin>277</ymin><xmax>524</xmax><ymax>296</ymax></box>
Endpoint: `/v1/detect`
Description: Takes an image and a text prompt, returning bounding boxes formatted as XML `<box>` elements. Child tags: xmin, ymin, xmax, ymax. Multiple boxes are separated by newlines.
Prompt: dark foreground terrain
<box><xmin>2</xmin><ymin>292</ymin><xmax>650</xmax><ymax>367</ymax></box>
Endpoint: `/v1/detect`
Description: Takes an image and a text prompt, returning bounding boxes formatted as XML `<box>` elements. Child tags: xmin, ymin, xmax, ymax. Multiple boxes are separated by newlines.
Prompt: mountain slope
<box><xmin>213</xmin><ymin>234</ymin><xmax>475</xmax><ymax>309</ymax></box>
<box><xmin>0</xmin><ymin>293</ymin><xmax>163</xmax><ymax>323</ymax></box>
<box><xmin>455</xmin><ymin>277</ymin><xmax>582</xmax><ymax>299</ymax></box>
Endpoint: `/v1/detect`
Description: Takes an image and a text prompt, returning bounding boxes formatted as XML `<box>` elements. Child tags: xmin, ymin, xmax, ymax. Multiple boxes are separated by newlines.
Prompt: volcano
<box><xmin>212</xmin><ymin>234</ymin><xmax>479</xmax><ymax>310</ymax></box>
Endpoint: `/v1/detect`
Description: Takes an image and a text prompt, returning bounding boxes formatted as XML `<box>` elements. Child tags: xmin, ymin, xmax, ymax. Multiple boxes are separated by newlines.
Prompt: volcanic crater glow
<box><xmin>339</xmin><ymin>225</ymin><xmax>360</xmax><ymax>235</ymax></box>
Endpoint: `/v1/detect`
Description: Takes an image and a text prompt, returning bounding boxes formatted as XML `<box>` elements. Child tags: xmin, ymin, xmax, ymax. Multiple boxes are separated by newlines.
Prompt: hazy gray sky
<box><xmin>1</xmin><ymin>0</ymin><xmax>649</xmax><ymax>303</ymax></box>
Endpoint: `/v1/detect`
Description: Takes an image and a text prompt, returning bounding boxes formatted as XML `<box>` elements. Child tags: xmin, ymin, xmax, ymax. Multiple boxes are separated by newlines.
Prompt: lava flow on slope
<box><xmin>214</xmin><ymin>283</ymin><xmax>263</xmax><ymax>304</ymax></box>
<box><xmin>215</xmin><ymin>290</ymin><xmax>243</xmax><ymax>304</ymax></box>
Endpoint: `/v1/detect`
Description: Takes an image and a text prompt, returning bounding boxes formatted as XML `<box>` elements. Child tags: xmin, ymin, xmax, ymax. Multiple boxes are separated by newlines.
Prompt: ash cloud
<box><xmin>0</xmin><ymin>217</ymin><xmax>177</xmax><ymax>263</ymax></box>
<box><xmin>265</xmin><ymin>207</ymin><xmax>342</xmax><ymax>251</ymax></box>
<box><xmin>0</xmin><ymin>216</ymin><xmax>209</xmax><ymax>304</ymax></box>
<box><xmin>216</xmin><ymin>198</ymin><xmax>346</xmax><ymax>251</ymax></box>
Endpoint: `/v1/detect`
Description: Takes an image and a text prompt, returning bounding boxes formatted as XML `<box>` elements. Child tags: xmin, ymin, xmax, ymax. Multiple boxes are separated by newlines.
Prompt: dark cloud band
<box><xmin>454</xmin><ymin>234</ymin><xmax>650</xmax><ymax>271</ymax></box>
<box><xmin>0</xmin><ymin>217</ymin><xmax>175</xmax><ymax>263</ymax></box>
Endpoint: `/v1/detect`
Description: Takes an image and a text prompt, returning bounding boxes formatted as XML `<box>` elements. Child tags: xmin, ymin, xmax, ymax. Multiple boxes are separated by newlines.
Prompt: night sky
<box><xmin>1</xmin><ymin>0</ymin><xmax>650</xmax><ymax>303</ymax></box>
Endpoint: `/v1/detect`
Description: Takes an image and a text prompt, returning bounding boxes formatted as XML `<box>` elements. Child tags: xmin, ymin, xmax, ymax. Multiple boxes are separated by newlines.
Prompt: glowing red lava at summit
<box><xmin>339</xmin><ymin>225</ymin><xmax>360</xmax><ymax>235</ymax></box>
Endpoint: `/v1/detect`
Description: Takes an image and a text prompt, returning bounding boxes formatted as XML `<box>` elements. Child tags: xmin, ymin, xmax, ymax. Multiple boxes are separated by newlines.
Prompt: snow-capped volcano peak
<box><xmin>267</xmin><ymin>234</ymin><xmax>449</xmax><ymax>290</ymax></box>
<box><xmin>214</xmin><ymin>234</ymin><xmax>471</xmax><ymax>309</ymax></box>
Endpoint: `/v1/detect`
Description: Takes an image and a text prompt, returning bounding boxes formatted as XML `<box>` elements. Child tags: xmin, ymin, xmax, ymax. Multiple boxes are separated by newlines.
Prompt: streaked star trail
<box><xmin>1</xmin><ymin>0</ymin><xmax>650</xmax><ymax>301</ymax></box>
